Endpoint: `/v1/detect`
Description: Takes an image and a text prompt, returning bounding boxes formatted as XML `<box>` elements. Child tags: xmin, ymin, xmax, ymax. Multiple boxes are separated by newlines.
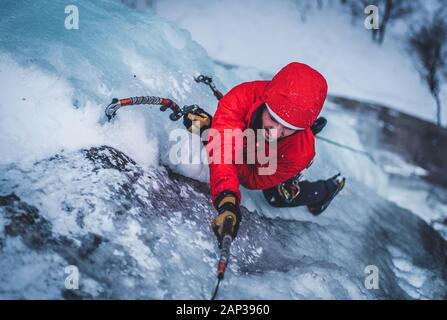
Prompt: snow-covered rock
<box><xmin>0</xmin><ymin>146</ymin><xmax>445</xmax><ymax>299</ymax></box>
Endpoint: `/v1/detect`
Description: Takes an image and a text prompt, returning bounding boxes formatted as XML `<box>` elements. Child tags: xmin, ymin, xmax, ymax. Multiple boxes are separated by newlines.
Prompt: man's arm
<box><xmin>207</xmin><ymin>82</ymin><xmax>255</xmax><ymax>206</ymax></box>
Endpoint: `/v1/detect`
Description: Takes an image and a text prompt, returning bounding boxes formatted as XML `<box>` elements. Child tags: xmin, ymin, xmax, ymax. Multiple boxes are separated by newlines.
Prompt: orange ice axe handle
<box><xmin>105</xmin><ymin>96</ymin><xmax>195</xmax><ymax>121</ymax></box>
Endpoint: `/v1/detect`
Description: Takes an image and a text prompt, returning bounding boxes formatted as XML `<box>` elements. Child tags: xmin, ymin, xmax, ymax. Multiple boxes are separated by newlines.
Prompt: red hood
<box><xmin>262</xmin><ymin>62</ymin><xmax>328</xmax><ymax>128</ymax></box>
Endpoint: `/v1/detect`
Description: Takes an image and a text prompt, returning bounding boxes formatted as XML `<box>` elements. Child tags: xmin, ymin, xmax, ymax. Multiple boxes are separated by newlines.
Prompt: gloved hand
<box><xmin>211</xmin><ymin>192</ymin><xmax>241</xmax><ymax>247</ymax></box>
<box><xmin>183</xmin><ymin>107</ymin><xmax>212</xmax><ymax>137</ymax></box>
<box><xmin>310</xmin><ymin>117</ymin><xmax>327</xmax><ymax>136</ymax></box>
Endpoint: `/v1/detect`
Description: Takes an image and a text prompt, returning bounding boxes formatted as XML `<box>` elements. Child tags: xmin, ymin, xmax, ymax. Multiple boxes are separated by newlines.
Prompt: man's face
<box><xmin>261</xmin><ymin>108</ymin><xmax>297</xmax><ymax>142</ymax></box>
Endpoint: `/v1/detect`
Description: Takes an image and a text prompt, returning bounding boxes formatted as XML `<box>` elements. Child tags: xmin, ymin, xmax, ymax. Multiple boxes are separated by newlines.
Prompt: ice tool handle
<box><xmin>105</xmin><ymin>96</ymin><xmax>200</xmax><ymax>121</ymax></box>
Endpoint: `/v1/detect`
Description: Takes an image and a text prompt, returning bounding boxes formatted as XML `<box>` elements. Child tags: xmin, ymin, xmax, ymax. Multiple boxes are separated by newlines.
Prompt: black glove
<box><xmin>211</xmin><ymin>191</ymin><xmax>241</xmax><ymax>246</ymax></box>
<box><xmin>183</xmin><ymin>107</ymin><xmax>212</xmax><ymax>137</ymax></box>
<box><xmin>310</xmin><ymin>117</ymin><xmax>327</xmax><ymax>136</ymax></box>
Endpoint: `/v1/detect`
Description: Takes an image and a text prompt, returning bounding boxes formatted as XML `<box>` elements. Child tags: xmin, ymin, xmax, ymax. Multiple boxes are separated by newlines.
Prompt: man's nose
<box><xmin>275</xmin><ymin>125</ymin><xmax>285</xmax><ymax>138</ymax></box>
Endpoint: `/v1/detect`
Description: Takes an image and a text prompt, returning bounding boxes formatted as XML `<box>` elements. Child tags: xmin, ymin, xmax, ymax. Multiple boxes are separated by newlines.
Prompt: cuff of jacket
<box><xmin>214</xmin><ymin>190</ymin><xmax>240</xmax><ymax>210</ymax></box>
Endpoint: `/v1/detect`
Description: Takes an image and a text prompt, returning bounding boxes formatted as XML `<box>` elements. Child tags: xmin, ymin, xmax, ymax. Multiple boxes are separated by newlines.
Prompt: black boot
<box><xmin>310</xmin><ymin>117</ymin><xmax>327</xmax><ymax>136</ymax></box>
<box><xmin>307</xmin><ymin>173</ymin><xmax>345</xmax><ymax>216</ymax></box>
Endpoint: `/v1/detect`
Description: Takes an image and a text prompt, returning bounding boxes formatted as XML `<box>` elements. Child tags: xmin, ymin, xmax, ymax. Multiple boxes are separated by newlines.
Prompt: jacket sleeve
<box><xmin>207</xmin><ymin>83</ymin><xmax>253</xmax><ymax>206</ymax></box>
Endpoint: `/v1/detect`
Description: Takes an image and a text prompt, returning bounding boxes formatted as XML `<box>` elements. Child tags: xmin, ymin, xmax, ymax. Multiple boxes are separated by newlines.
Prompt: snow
<box><xmin>0</xmin><ymin>235</ymin><xmax>72</xmax><ymax>299</ymax></box>
<box><xmin>0</xmin><ymin>0</ymin><xmax>445</xmax><ymax>299</ymax></box>
<box><xmin>0</xmin><ymin>54</ymin><xmax>159</xmax><ymax>168</ymax></box>
<box><xmin>0</xmin><ymin>0</ymin><xmax>215</xmax><ymax>168</ymax></box>
<box><xmin>1</xmin><ymin>143</ymin><xmax>445</xmax><ymax>299</ymax></box>
<box><xmin>388</xmin><ymin>245</ymin><xmax>433</xmax><ymax>299</ymax></box>
<box><xmin>155</xmin><ymin>0</ymin><xmax>447</xmax><ymax>125</ymax></box>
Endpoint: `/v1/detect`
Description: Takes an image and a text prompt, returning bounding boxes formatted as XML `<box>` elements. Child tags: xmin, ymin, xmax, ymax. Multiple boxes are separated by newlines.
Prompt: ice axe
<box><xmin>210</xmin><ymin>215</ymin><xmax>234</xmax><ymax>300</ymax></box>
<box><xmin>194</xmin><ymin>75</ymin><xmax>223</xmax><ymax>100</ymax></box>
<box><xmin>105</xmin><ymin>96</ymin><xmax>200</xmax><ymax>122</ymax></box>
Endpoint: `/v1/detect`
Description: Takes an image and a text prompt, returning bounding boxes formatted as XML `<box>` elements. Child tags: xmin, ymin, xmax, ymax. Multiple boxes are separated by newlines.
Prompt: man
<box><xmin>184</xmin><ymin>62</ymin><xmax>345</xmax><ymax>245</ymax></box>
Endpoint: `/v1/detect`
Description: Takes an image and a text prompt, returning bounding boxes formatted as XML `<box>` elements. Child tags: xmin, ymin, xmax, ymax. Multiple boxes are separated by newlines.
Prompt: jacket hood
<box><xmin>263</xmin><ymin>62</ymin><xmax>328</xmax><ymax>129</ymax></box>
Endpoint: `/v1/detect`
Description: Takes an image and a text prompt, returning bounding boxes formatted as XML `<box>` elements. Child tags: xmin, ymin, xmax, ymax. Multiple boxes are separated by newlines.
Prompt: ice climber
<box><xmin>183</xmin><ymin>62</ymin><xmax>346</xmax><ymax>245</ymax></box>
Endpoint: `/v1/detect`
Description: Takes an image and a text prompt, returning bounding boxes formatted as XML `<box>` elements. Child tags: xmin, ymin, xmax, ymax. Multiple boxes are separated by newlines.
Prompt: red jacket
<box><xmin>207</xmin><ymin>62</ymin><xmax>327</xmax><ymax>205</ymax></box>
